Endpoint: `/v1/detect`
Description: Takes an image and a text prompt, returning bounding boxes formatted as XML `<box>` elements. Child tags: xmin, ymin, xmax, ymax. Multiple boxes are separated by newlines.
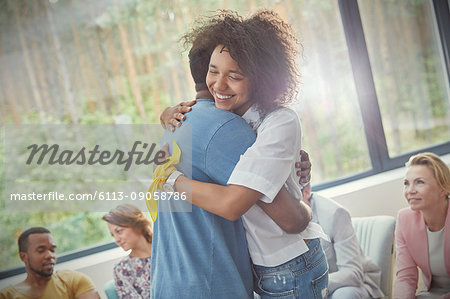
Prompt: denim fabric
<box><xmin>150</xmin><ymin>99</ymin><xmax>256</xmax><ymax>299</ymax></box>
<box><xmin>253</xmin><ymin>238</ymin><xmax>329</xmax><ymax>299</ymax></box>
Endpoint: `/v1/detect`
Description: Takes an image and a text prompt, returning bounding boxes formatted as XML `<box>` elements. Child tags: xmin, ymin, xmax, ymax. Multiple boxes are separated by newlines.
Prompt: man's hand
<box><xmin>160</xmin><ymin>100</ymin><xmax>196</xmax><ymax>131</ymax></box>
<box><xmin>295</xmin><ymin>150</ymin><xmax>311</xmax><ymax>187</ymax></box>
<box><xmin>153</xmin><ymin>143</ymin><xmax>170</xmax><ymax>172</ymax></box>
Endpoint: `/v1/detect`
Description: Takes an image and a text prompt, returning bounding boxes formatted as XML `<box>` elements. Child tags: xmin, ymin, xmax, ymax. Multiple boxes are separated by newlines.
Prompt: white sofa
<box><xmin>352</xmin><ymin>215</ymin><xmax>396</xmax><ymax>299</ymax></box>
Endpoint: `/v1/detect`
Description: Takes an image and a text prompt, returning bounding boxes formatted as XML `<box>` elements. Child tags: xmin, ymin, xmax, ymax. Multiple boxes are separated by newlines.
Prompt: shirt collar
<box><xmin>241</xmin><ymin>105</ymin><xmax>263</xmax><ymax>130</ymax></box>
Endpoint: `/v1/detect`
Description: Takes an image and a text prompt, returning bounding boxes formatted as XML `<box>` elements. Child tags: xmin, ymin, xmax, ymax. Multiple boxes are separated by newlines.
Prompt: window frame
<box><xmin>315</xmin><ymin>0</ymin><xmax>450</xmax><ymax>191</ymax></box>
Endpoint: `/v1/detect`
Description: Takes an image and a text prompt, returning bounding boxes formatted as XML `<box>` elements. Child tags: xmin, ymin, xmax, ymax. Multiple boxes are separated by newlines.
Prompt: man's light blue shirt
<box><xmin>150</xmin><ymin>99</ymin><xmax>256</xmax><ymax>298</ymax></box>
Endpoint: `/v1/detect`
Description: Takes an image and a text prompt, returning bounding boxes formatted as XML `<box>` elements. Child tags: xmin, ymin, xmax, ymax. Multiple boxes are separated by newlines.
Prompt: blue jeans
<box><xmin>252</xmin><ymin>238</ymin><xmax>329</xmax><ymax>299</ymax></box>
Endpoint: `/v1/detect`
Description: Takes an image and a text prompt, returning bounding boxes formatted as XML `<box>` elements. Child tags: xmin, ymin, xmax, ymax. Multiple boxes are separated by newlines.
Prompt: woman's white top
<box><xmin>228</xmin><ymin>106</ymin><xmax>328</xmax><ymax>267</ymax></box>
<box><xmin>427</xmin><ymin>227</ymin><xmax>450</xmax><ymax>290</ymax></box>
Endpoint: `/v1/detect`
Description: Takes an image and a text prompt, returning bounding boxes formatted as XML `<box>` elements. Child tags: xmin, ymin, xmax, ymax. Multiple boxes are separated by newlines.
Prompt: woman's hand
<box><xmin>160</xmin><ymin>100</ymin><xmax>197</xmax><ymax>132</ymax></box>
<box><xmin>295</xmin><ymin>150</ymin><xmax>311</xmax><ymax>187</ymax></box>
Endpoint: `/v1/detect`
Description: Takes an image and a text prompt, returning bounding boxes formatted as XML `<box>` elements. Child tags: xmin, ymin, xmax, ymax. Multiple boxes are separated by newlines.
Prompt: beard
<box><xmin>28</xmin><ymin>258</ymin><xmax>54</xmax><ymax>277</ymax></box>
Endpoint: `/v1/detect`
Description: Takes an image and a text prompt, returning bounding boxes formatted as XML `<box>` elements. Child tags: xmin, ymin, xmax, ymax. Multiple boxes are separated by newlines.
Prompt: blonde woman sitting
<box><xmin>395</xmin><ymin>153</ymin><xmax>450</xmax><ymax>299</ymax></box>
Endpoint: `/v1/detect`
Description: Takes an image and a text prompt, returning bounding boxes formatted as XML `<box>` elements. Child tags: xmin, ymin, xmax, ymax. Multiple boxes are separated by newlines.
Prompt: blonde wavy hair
<box><xmin>406</xmin><ymin>152</ymin><xmax>450</xmax><ymax>199</ymax></box>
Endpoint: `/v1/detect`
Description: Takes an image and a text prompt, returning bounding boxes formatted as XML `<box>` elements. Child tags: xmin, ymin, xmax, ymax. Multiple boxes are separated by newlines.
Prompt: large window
<box><xmin>1</xmin><ymin>0</ymin><xmax>449</xmax><ymax>275</ymax></box>
<box><xmin>292</xmin><ymin>1</ymin><xmax>371</xmax><ymax>183</ymax></box>
<box><xmin>359</xmin><ymin>0</ymin><xmax>450</xmax><ymax>157</ymax></box>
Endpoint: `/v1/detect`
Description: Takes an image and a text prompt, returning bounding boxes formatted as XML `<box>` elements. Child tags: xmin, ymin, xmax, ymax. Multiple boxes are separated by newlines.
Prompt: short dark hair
<box><xmin>183</xmin><ymin>9</ymin><xmax>300</xmax><ymax>114</ymax></box>
<box><xmin>18</xmin><ymin>227</ymin><xmax>51</xmax><ymax>253</ymax></box>
<box><xmin>189</xmin><ymin>46</ymin><xmax>213</xmax><ymax>92</ymax></box>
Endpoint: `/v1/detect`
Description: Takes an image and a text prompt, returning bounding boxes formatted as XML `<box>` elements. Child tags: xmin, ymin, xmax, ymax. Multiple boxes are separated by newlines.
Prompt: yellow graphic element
<box><xmin>146</xmin><ymin>140</ymin><xmax>181</xmax><ymax>222</ymax></box>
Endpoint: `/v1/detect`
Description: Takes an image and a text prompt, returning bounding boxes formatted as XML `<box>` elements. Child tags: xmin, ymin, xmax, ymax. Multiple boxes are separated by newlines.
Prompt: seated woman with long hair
<box><xmin>103</xmin><ymin>204</ymin><xmax>152</xmax><ymax>299</ymax></box>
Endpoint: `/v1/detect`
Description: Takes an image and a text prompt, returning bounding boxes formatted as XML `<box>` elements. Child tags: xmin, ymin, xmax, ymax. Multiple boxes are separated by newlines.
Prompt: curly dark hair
<box><xmin>183</xmin><ymin>9</ymin><xmax>300</xmax><ymax>114</ymax></box>
<box><xmin>103</xmin><ymin>204</ymin><xmax>152</xmax><ymax>244</ymax></box>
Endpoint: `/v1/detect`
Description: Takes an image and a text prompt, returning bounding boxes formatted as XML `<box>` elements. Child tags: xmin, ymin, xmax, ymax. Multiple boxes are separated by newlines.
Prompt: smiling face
<box><xmin>20</xmin><ymin>233</ymin><xmax>56</xmax><ymax>278</ymax></box>
<box><xmin>206</xmin><ymin>45</ymin><xmax>252</xmax><ymax>116</ymax></box>
<box><xmin>107</xmin><ymin>223</ymin><xmax>142</xmax><ymax>252</ymax></box>
<box><xmin>403</xmin><ymin>165</ymin><xmax>447</xmax><ymax>212</ymax></box>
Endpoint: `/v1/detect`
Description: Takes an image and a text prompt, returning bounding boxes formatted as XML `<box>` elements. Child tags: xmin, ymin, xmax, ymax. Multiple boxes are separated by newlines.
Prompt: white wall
<box><xmin>60</xmin><ymin>248</ymin><xmax>127</xmax><ymax>298</ymax></box>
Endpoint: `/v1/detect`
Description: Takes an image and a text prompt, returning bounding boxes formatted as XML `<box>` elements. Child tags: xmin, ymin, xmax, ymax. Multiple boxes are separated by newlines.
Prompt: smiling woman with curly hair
<box><xmin>156</xmin><ymin>9</ymin><xmax>329</xmax><ymax>299</ymax></box>
<box><xmin>182</xmin><ymin>9</ymin><xmax>300</xmax><ymax>115</ymax></box>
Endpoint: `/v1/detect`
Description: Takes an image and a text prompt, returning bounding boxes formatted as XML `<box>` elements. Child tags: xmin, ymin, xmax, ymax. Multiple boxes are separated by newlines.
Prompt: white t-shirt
<box><xmin>427</xmin><ymin>227</ymin><xmax>450</xmax><ymax>290</ymax></box>
<box><xmin>228</xmin><ymin>106</ymin><xmax>327</xmax><ymax>267</ymax></box>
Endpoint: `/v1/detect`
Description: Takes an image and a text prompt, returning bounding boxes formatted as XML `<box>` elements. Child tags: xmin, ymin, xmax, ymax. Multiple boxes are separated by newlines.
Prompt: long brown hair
<box><xmin>102</xmin><ymin>204</ymin><xmax>152</xmax><ymax>243</ymax></box>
